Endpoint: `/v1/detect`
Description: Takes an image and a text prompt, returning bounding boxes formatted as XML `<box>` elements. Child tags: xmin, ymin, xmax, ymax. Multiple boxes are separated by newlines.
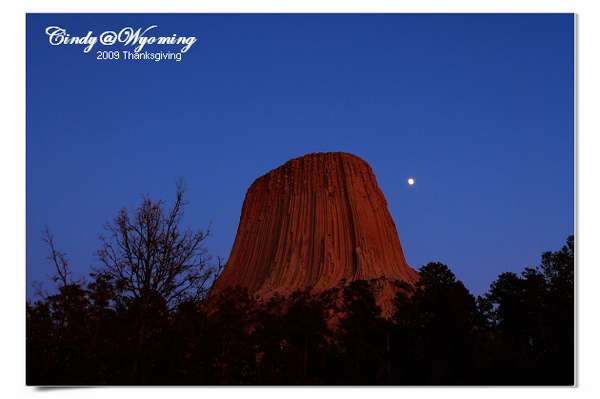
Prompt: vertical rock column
<box><xmin>210</xmin><ymin>152</ymin><xmax>419</xmax><ymax>299</ymax></box>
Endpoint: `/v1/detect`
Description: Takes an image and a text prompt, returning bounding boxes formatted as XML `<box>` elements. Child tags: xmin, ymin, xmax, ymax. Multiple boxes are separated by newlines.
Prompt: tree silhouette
<box><xmin>40</xmin><ymin>226</ymin><xmax>72</xmax><ymax>288</ymax></box>
<box><xmin>251</xmin><ymin>290</ymin><xmax>331</xmax><ymax>384</ymax></box>
<box><xmin>207</xmin><ymin>286</ymin><xmax>258</xmax><ymax>385</ymax></box>
<box><xmin>479</xmin><ymin>235</ymin><xmax>574</xmax><ymax>384</ymax></box>
<box><xmin>335</xmin><ymin>280</ymin><xmax>389</xmax><ymax>384</ymax></box>
<box><xmin>96</xmin><ymin>178</ymin><xmax>220</xmax><ymax>309</ymax></box>
<box><xmin>27</xmin><ymin>215</ymin><xmax>574</xmax><ymax>385</ymax></box>
<box><xmin>94</xmin><ymin>178</ymin><xmax>221</xmax><ymax>383</ymax></box>
<box><xmin>392</xmin><ymin>262</ymin><xmax>479</xmax><ymax>384</ymax></box>
<box><xmin>26</xmin><ymin>276</ymin><xmax>120</xmax><ymax>385</ymax></box>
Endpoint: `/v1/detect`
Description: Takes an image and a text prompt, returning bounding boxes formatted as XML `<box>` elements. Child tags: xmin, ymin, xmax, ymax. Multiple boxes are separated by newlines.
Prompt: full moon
<box><xmin>408</xmin><ymin>178</ymin><xmax>415</xmax><ymax>185</ymax></box>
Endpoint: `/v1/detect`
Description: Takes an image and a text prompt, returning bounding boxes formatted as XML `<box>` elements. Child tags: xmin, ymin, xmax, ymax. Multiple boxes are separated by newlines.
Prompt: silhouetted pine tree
<box><xmin>391</xmin><ymin>262</ymin><xmax>479</xmax><ymax>384</ymax></box>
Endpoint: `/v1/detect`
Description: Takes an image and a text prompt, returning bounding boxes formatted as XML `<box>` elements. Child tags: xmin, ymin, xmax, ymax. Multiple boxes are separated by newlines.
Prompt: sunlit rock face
<box><xmin>210</xmin><ymin>152</ymin><xmax>419</xmax><ymax>303</ymax></box>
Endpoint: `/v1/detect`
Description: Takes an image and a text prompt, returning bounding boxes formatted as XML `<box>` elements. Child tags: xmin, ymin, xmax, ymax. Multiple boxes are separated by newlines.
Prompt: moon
<box><xmin>408</xmin><ymin>178</ymin><xmax>415</xmax><ymax>185</ymax></box>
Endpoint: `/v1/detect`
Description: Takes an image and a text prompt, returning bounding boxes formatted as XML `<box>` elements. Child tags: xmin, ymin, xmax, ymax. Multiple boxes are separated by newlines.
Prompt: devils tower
<box><xmin>210</xmin><ymin>152</ymin><xmax>419</xmax><ymax>303</ymax></box>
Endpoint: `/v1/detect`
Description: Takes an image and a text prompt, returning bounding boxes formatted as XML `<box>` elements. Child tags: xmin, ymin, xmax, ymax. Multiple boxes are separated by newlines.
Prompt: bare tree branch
<box><xmin>94</xmin><ymin>179</ymin><xmax>220</xmax><ymax>309</ymax></box>
<box><xmin>41</xmin><ymin>226</ymin><xmax>71</xmax><ymax>288</ymax></box>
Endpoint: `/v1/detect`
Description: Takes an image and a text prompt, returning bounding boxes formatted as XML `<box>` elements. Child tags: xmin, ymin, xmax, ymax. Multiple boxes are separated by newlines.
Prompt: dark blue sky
<box><xmin>26</xmin><ymin>13</ymin><xmax>574</xmax><ymax>300</ymax></box>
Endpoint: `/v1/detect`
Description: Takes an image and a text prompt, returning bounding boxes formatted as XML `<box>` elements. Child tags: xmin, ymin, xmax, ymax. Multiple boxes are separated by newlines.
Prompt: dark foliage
<box><xmin>27</xmin><ymin>232</ymin><xmax>574</xmax><ymax>385</ymax></box>
<box><xmin>477</xmin><ymin>235</ymin><xmax>574</xmax><ymax>385</ymax></box>
<box><xmin>391</xmin><ymin>262</ymin><xmax>480</xmax><ymax>384</ymax></box>
<box><xmin>333</xmin><ymin>280</ymin><xmax>391</xmax><ymax>384</ymax></box>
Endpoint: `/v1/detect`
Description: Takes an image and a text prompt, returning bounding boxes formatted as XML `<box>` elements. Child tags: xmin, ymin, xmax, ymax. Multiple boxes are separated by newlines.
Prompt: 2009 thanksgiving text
<box><xmin>45</xmin><ymin>25</ymin><xmax>197</xmax><ymax>54</ymax></box>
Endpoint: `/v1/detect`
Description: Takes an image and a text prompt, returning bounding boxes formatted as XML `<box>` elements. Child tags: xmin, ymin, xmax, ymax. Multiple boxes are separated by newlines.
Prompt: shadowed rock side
<box><xmin>210</xmin><ymin>152</ymin><xmax>419</xmax><ymax>301</ymax></box>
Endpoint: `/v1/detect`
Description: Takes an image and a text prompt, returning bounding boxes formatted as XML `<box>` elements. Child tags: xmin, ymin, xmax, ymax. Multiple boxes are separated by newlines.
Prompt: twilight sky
<box><xmin>26</xmin><ymin>13</ymin><xmax>574</xmax><ymax>300</ymax></box>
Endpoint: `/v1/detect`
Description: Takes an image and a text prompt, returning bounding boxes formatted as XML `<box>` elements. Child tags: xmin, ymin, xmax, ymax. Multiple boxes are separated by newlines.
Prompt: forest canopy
<box><xmin>26</xmin><ymin>183</ymin><xmax>574</xmax><ymax>385</ymax></box>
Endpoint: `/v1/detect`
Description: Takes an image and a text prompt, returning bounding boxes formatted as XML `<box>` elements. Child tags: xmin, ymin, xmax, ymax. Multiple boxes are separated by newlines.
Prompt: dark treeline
<box><xmin>26</xmin><ymin>235</ymin><xmax>574</xmax><ymax>385</ymax></box>
<box><xmin>26</xmin><ymin>183</ymin><xmax>574</xmax><ymax>385</ymax></box>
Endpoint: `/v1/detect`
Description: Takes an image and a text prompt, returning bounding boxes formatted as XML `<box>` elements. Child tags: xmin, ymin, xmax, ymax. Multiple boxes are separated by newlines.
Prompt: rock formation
<box><xmin>209</xmin><ymin>152</ymin><xmax>419</xmax><ymax>305</ymax></box>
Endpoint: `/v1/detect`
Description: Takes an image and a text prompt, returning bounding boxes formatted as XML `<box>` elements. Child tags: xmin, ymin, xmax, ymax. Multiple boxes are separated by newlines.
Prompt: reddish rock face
<box><xmin>210</xmin><ymin>152</ymin><xmax>419</xmax><ymax>301</ymax></box>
